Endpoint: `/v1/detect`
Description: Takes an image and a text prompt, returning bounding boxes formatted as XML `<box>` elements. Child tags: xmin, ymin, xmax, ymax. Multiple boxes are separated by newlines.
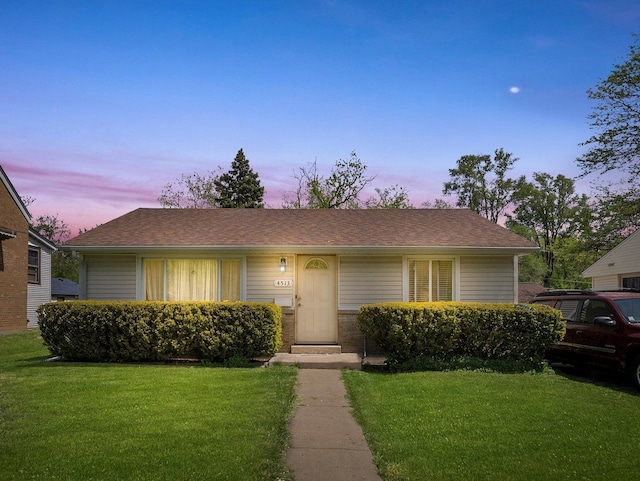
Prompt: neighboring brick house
<box><xmin>0</xmin><ymin>165</ymin><xmax>31</xmax><ymax>333</ymax></box>
<box><xmin>64</xmin><ymin>208</ymin><xmax>537</xmax><ymax>354</ymax></box>
<box><xmin>0</xmin><ymin>165</ymin><xmax>56</xmax><ymax>333</ymax></box>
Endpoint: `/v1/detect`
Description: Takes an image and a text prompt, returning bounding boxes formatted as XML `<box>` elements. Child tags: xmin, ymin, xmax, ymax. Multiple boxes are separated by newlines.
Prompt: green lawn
<box><xmin>344</xmin><ymin>369</ymin><xmax>640</xmax><ymax>481</ymax></box>
<box><xmin>0</xmin><ymin>331</ymin><xmax>298</xmax><ymax>481</ymax></box>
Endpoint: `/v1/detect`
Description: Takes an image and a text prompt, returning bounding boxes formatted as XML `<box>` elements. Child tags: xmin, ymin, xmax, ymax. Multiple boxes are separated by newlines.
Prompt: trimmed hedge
<box><xmin>37</xmin><ymin>301</ymin><xmax>282</xmax><ymax>362</ymax></box>
<box><xmin>358</xmin><ymin>302</ymin><xmax>564</xmax><ymax>366</ymax></box>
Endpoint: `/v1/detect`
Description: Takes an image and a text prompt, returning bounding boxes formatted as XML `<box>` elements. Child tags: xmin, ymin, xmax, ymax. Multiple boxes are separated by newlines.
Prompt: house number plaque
<box><xmin>273</xmin><ymin>280</ymin><xmax>293</xmax><ymax>287</ymax></box>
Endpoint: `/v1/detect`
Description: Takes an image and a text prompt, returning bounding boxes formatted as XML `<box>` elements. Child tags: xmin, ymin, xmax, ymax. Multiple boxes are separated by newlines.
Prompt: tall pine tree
<box><xmin>214</xmin><ymin>149</ymin><xmax>265</xmax><ymax>208</ymax></box>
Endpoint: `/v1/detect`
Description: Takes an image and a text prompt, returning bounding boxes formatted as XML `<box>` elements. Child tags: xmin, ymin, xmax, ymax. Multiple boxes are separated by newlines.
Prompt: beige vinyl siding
<box><xmin>246</xmin><ymin>255</ymin><xmax>294</xmax><ymax>305</ymax></box>
<box><xmin>85</xmin><ymin>255</ymin><xmax>136</xmax><ymax>300</ymax></box>
<box><xmin>339</xmin><ymin>256</ymin><xmax>402</xmax><ymax>309</ymax></box>
<box><xmin>459</xmin><ymin>256</ymin><xmax>515</xmax><ymax>303</ymax></box>
<box><xmin>27</xmin><ymin>250</ymin><xmax>52</xmax><ymax>328</ymax></box>
<box><xmin>583</xmin><ymin>230</ymin><xmax>640</xmax><ymax>278</ymax></box>
<box><xmin>591</xmin><ymin>274</ymin><xmax>619</xmax><ymax>290</ymax></box>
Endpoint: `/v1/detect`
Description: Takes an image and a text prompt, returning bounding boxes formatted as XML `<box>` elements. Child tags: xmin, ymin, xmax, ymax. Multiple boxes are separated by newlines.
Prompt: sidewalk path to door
<box><xmin>286</xmin><ymin>369</ymin><xmax>383</xmax><ymax>481</ymax></box>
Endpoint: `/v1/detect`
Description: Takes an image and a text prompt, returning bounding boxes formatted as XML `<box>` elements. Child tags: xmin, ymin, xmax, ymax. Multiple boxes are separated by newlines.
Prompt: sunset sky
<box><xmin>1</xmin><ymin>1</ymin><xmax>638</xmax><ymax>236</ymax></box>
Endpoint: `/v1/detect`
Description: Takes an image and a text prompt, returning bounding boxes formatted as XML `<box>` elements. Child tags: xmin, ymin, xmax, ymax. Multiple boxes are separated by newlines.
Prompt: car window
<box><xmin>579</xmin><ymin>299</ymin><xmax>614</xmax><ymax>324</ymax></box>
<box><xmin>613</xmin><ymin>299</ymin><xmax>640</xmax><ymax>323</ymax></box>
<box><xmin>556</xmin><ymin>299</ymin><xmax>579</xmax><ymax>321</ymax></box>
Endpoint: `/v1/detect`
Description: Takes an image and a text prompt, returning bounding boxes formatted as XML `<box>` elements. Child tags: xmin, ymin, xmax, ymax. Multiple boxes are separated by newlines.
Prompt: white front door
<box><xmin>296</xmin><ymin>255</ymin><xmax>337</xmax><ymax>344</ymax></box>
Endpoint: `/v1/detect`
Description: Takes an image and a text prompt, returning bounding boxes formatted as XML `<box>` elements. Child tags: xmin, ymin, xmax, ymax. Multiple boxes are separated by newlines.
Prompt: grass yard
<box><xmin>0</xmin><ymin>331</ymin><xmax>298</xmax><ymax>481</ymax></box>
<box><xmin>344</xmin><ymin>368</ymin><xmax>640</xmax><ymax>481</ymax></box>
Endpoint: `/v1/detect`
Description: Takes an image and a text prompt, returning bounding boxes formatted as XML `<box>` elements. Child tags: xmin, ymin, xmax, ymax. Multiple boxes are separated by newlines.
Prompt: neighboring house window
<box><xmin>408</xmin><ymin>259</ymin><xmax>453</xmax><ymax>302</ymax></box>
<box><xmin>28</xmin><ymin>247</ymin><xmax>40</xmax><ymax>284</ymax></box>
<box><xmin>623</xmin><ymin>276</ymin><xmax>640</xmax><ymax>290</ymax></box>
<box><xmin>144</xmin><ymin>259</ymin><xmax>241</xmax><ymax>301</ymax></box>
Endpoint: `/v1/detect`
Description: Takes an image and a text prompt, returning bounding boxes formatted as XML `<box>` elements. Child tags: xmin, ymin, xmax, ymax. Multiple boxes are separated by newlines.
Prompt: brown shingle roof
<box><xmin>64</xmin><ymin>208</ymin><xmax>536</xmax><ymax>250</ymax></box>
<box><xmin>518</xmin><ymin>282</ymin><xmax>546</xmax><ymax>303</ymax></box>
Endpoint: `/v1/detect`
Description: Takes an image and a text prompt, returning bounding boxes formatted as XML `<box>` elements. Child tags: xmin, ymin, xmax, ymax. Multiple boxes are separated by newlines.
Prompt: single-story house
<box><xmin>51</xmin><ymin>277</ymin><xmax>80</xmax><ymax>301</ymax></box>
<box><xmin>583</xmin><ymin>229</ymin><xmax>640</xmax><ymax>290</ymax></box>
<box><xmin>63</xmin><ymin>208</ymin><xmax>537</xmax><ymax>353</ymax></box>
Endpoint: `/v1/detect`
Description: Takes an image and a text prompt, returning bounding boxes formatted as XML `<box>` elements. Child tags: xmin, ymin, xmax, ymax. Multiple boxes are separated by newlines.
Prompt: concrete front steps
<box><xmin>268</xmin><ymin>345</ymin><xmax>362</xmax><ymax>370</ymax></box>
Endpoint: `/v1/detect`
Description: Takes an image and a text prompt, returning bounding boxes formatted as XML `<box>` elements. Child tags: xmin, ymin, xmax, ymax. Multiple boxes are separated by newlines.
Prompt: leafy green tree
<box><xmin>578</xmin><ymin>34</ymin><xmax>640</xmax><ymax>181</ymax></box>
<box><xmin>214</xmin><ymin>149</ymin><xmax>265</xmax><ymax>208</ymax></box>
<box><xmin>550</xmin><ymin>237</ymin><xmax>595</xmax><ymax>289</ymax></box>
<box><xmin>443</xmin><ymin>148</ymin><xmax>525</xmax><ymax>223</ymax></box>
<box><xmin>32</xmin><ymin>213</ymin><xmax>79</xmax><ymax>281</ymax></box>
<box><xmin>158</xmin><ymin>170</ymin><xmax>220</xmax><ymax>208</ymax></box>
<box><xmin>283</xmin><ymin>152</ymin><xmax>375</xmax><ymax>209</ymax></box>
<box><xmin>586</xmin><ymin>187</ymin><xmax>640</xmax><ymax>253</ymax></box>
<box><xmin>507</xmin><ymin>173</ymin><xmax>592</xmax><ymax>288</ymax></box>
<box><xmin>577</xmin><ymin>35</ymin><xmax>640</xmax><ymax>242</ymax></box>
<box><xmin>517</xmin><ymin>249</ymin><xmax>547</xmax><ymax>284</ymax></box>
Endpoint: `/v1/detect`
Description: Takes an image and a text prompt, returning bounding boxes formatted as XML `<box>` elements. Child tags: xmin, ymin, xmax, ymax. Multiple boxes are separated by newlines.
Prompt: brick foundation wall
<box><xmin>337</xmin><ymin>311</ymin><xmax>364</xmax><ymax>354</ymax></box>
<box><xmin>337</xmin><ymin>311</ymin><xmax>384</xmax><ymax>355</ymax></box>
<box><xmin>279</xmin><ymin>309</ymin><xmax>295</xmax><ymax>353</ymax></box>
<box><xmin>278</xmin><ymin>309</ymin><xmax>383</xmax><ymax>355</ymax></box>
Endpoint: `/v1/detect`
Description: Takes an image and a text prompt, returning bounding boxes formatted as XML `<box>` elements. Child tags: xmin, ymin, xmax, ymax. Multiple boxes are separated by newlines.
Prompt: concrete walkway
<box><xmin>286</xmin><ymin>369</ymin><xmax>382</xmax><ymax>481</ymax></box>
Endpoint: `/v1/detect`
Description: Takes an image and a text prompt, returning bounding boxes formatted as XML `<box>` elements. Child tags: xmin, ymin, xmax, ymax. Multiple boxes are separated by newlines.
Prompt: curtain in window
<box><xmin>145</xmin><ymin>259</ymin><xmax>165</xmax><ymax>300</ymax></box>
<box><xmin>220</xmin><ymin>260</ymin><xmax>241</xmax><ymax>301</ymax></box>
<box><xmin>167</xmin><ymin>259</ymin><xmax>217</xmax><ymax>301</ymax></box>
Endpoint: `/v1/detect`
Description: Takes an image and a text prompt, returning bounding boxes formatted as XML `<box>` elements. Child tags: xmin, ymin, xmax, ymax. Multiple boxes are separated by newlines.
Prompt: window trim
<box><xmin>141</xmin><ymin>256</ymin><xmax>244</xmax><ymax>302</ymax></box>
<box><xmin>403</xmin><ymin>256</ymin><xmax>458</xmax><ymax>302</ymax></box>
<box><xmin>622</xmin><ymin>275</ymin><xmax>640</xmax><ymax>290</ymax></box>
<box><xmin>28</xmin><ymin>246</ymin><xmax>41</xmax><ymax>284</ymax></box>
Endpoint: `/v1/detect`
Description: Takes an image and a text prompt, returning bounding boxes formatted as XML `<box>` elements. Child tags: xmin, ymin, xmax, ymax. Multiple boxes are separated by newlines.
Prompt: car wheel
<box><xmin>630</xmin><ymin>356</ymin><xmax>640</xmax><ymax>392</ymax></box>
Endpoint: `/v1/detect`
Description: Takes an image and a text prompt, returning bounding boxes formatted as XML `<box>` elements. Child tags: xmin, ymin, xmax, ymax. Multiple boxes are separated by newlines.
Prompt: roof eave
<box><xmin>28</xmin><ymin>229</ymin><xmax>58</xmax><ymax>252</ymax></box>
<box><xmin>62</xmin><ymin>244</ymin><xmax>538</xmax><ymax>256</ymax></box>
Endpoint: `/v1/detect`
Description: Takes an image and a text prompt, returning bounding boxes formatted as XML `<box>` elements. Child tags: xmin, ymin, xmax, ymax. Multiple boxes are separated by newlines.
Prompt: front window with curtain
<box><xmin>408</xmin><ymin>259</ymin><xmax>453</xmax><ymax>302</ymax></box>
<box><xmin>144</xmin><ymin>258</ymin><xmax>241</xmax><ymax>301</ymax></box>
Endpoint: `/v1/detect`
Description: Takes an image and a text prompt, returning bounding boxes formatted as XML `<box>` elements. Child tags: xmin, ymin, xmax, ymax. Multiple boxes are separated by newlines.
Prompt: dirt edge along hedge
<box><xmin>358</xmin><ymin>302</ymin><xmax>564</xmax><ymax>366</ymax></box>
<box><xmin>37</xmin><ymin>301</ymin><xmax>283</xmax><ymax>362</ymax></box>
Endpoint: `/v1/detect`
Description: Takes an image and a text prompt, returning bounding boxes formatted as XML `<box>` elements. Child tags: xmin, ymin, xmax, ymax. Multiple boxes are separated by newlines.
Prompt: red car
<box><xmin>531</xmin><ymin>289</ymin><xmax>640</xmax><ymax>391</ymax></box>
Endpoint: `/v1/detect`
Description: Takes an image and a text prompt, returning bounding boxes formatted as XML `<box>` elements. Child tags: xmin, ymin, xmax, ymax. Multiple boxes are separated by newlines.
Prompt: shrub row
<box><xmin>358</xmin><ymin>302</ymin><xmax>564</xmax><ymax>367</ymax></box>
<box><xmin>37</xmin><ymin>301</ymin><xmax>282</xmax><ymax>362</ymax></box>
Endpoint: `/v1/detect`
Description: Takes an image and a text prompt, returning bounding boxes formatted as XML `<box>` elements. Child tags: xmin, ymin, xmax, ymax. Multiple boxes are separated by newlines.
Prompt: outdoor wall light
<box><xmin>279</xmin><ymin>257</ymin><xmax>287</xmax><ymax>272</ymax></box>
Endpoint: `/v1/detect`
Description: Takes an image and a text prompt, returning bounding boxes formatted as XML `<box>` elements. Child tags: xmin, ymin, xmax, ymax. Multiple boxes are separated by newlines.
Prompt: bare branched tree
<box><xmin>282</xmin><ymin>152</ymin><xmax>375</xmax><ymax>209</ymax></box>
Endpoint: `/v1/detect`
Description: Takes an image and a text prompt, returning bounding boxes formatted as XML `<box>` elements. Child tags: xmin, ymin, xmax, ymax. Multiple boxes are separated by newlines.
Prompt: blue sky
<box><xmin>1</xmin><ymin>0</ymin><xmax>638</xmax><ymax>233</ymax></box>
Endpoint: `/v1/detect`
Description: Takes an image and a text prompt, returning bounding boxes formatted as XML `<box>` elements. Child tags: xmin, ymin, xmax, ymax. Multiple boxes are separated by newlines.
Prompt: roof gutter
<box><xmin>61</xmin><ymin>244</ymin><xmax>539</xmax><ymax>256</ymax></box>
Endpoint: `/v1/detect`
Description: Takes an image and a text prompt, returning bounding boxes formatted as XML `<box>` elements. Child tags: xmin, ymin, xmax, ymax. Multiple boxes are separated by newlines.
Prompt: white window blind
<box><xmin>409</xmin><ymin>259</ymin><xmax>453</xmax><ymax>302</ymax></box>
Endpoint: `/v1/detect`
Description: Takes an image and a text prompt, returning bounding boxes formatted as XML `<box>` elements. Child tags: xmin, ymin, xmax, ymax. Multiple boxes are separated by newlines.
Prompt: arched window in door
<box><xmin>304</xmin><ymin>258</ymin><xmax>329</xmax><ymax>270</ymax></box>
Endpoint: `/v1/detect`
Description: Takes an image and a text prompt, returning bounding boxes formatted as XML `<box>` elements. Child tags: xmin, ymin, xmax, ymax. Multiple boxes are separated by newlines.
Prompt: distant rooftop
<box><xmin>51</xmin><ymin>278</ymin><xmax>79</xmax><ymax>297</ymax></box>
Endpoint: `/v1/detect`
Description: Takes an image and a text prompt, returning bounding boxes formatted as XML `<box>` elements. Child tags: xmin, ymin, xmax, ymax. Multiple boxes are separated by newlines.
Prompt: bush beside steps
<box><xmin>37</xmin><ymin>301</ymin><xmax>283</xmax><ymax>363</ymax></box>
<box><xmin>358</xmin><ymin>302</ymin><xmax>565</xmax><ymax>373</ymax></box>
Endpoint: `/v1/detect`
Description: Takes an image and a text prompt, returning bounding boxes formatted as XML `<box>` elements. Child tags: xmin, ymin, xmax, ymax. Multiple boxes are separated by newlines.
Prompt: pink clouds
<box><xmin>2</xmin><ymin>159</ymin><xmax>160</xmax><ymax>236</ymax></box>
<box><xmin>2</xmin><ymin>150</ymin><xmax>447</xmax><ymax>239</ymax></box>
